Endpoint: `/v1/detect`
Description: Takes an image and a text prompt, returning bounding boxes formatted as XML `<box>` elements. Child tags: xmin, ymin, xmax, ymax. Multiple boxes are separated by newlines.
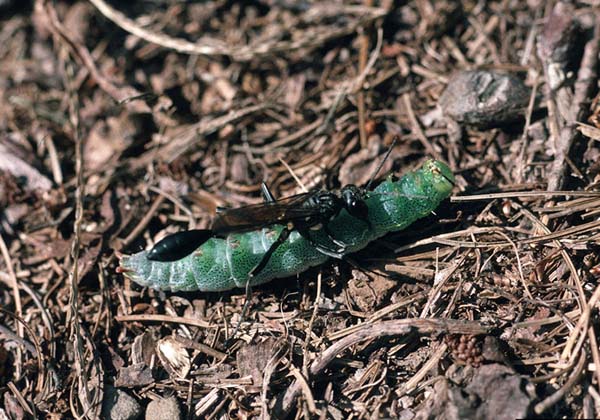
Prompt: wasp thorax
<box><xmin>341</xmin><ymin>185</ymin><xmax>368</xmax><ymax>220</ymax></box>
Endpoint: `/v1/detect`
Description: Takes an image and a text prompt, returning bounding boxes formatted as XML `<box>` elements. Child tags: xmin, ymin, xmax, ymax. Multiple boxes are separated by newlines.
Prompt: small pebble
<box><xmin>102</xmin><ymin>386</ymin><xmax>142</xmax><ymax>420</ymax></box>
<box><xmin>146</xmin><ymin>396</ymin><xmax>181</xmax><ymax>420</ymax></box>
<box><xmin>439</xmin><ymin>70</ymin><xmax>531</xmax><ymax>127</ymax></box>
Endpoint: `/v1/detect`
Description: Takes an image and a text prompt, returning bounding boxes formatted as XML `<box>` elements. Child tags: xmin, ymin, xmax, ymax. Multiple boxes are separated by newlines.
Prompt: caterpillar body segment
<box><xmin>119</xmin><ymin>160</ymin><xmax>455</xmax><ymax>292</ymax></box>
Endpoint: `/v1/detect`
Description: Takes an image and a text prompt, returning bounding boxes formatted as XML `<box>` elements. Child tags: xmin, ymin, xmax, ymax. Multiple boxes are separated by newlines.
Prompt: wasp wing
<box><xmin>212</xmin><ymin>191</ymin><xmax>321</xmax><ymax>234</ymax></box>
<box><xmin>147</xmin><ymin>191</ymin><xmax>322</xmax><ymax>262</ymax></box>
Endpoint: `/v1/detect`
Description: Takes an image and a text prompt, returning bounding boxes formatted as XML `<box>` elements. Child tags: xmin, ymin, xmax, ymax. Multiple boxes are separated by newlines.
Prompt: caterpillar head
<box><xmin>424</xmin><ymin>160</ymin><xmax>455</xmax><ymax>196</ymax></box>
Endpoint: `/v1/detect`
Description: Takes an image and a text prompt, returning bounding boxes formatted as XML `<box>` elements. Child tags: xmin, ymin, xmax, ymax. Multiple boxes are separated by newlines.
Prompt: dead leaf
<box><xmin>0</xmin><ymin>142</ymin><xmax>51</xmax><ymax>192</ymax></box>
<box><xmin>156</xmin><ymin>336</ymin><xmax>191</xmax><ymax>380</ymax></box>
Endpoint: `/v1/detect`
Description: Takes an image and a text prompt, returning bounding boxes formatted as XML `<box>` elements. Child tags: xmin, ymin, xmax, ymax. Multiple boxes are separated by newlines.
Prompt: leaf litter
<box><xmin>0</xmin><ymin>0</ymin><xmax>600</xmax><ymax>418</ymax></box>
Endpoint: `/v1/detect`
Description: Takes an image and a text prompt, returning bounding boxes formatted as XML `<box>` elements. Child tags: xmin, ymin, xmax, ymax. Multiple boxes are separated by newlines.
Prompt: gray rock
<box><xmin>414</xmin><ymin>364</ymin><xmax>534</xmax><ymax>420</ymax></box>
<box><xmin>439</xmin><ymin>70</ymin><xmax>531</xmax><ymax>127</ymax></box>
<box><xmin>102</xmin><ymin>386</ymin><xmax>142</xmax><ymax>420</ymax></box>
<box><xmin>146</xmin><ymin>396</ymin><xmax>181</xmax><ymax>420</ymax></box>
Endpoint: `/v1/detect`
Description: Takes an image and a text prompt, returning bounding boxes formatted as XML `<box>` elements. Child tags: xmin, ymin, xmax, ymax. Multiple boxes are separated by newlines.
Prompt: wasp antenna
<box><xmin>365</xmin><ymin>135</ymin><xmax>398</xmax><ymax>191</ymax></box>
<box><xmin>443</xmin><ymin>173</ymin><xmax>456</xmax><ymax>187</ymax></box>
<box><xmin>432</xmin><ymin>165</ymin><xmax>457</xmax><ymax>187</ymax></box>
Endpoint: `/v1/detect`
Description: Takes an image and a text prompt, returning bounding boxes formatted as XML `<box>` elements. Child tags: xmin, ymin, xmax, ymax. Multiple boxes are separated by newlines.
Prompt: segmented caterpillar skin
<box><xmin>119</xmin><ymin>160</ymin><xmax>454</xmax><ymax>292</ymax></box>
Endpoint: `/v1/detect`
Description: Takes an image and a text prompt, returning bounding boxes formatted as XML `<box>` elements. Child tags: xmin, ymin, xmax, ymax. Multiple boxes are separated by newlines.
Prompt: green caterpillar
<box><xmin>118</xmin><ymin>160</ymin><xmax>454</xmax><ymax>292</ymax></box>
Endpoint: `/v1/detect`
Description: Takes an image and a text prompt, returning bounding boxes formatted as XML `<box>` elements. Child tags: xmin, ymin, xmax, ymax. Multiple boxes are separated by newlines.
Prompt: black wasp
<box><xmin>147</xmin><ymin>137</ymin><xmax>397</xmax><ymax>278</ymax></box>
<box><xmin>147</xmin><ymin>183</ymin><xmax>370</xmax><ymax>276</ymax></box>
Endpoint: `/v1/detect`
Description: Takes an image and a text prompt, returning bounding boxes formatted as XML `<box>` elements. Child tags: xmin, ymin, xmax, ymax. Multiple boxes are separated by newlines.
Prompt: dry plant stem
<box><xmin>148</xmin><ymin>186</ymin><xmax>195</xmax><ymax>229</ymax></box>
<box><xmin>303</xmin><ymin>272</ymin><xmax>322</xmax><ymax>379</ymax></box>
<box><xmin>316</xmin><ymin>27</ymin><xmax>382</xmax><ymax>137</ymax></box>
<box><xmin>88</xmin><ymin>0</ymin><xmax>386</xmax><ymax>61</ymax></box>
<box><xmin>185</xmin><ymin>378</ymin><xmax>194</xmax><ymax>420</ymax></box>
<box><xmin>468</xmin><ymin>15</ymin><xmax>501</xmax><ymax>62</ymax></box>
<box><xmin>235</xmin><ymin>117</ymin><xmax>324</xmax><ymax>155</ymax></box>
<box><xmin>357</xmin><ymin>0</ymin><xmax>373</xmax><ymax>149</ymax></box>
<box><xmin>547</xmin><ymin>20</ymin><xmax>600</xmax><ymax>191</ymax></box>
<box><xmin>351</xmin><ymin>27</ymin><xmax>383</xmax><ymax>93</ymax></box>
<box><xmin>120</xmin><ymin>194</ymin><xmax>165</xmax><ymax>249</ymax></box>
<box><xmin>344</xmin><ymin>360</ymin><xmax>387</xmax><ymax>397</ymax></box>
<box><xmin>194</xmin><ymin>388</ymin><xmax>219</xmax><ymax>417</ymax></box>
<box><xmin>516</xmin><ymin>77</ymin><xmax>540</xmax><ymax>183</ymax></box>
<box><xmin>400</xmin><ymin>342</ymin><xmax>447</xmax><ymax>395</ymax></box>
<box><xmin>496</xmin><ymin>230</ymin><xmax>533</xmax><ymax>301</ymax></box>
<box><xmin>7</xmin><ymin>382</ymin><xmax>34</xmax><ymax>416</ymax></box>
<box><xmin>87</xmin><ymin>0</ymin><xmax>225</xmax><ymax>56</ymax></box>
<box><xmin>279</xmin><ymin>157</ymin><xmax>309</xmax><ymax>193</ymax></box>
<box><xmin>90</xmin><ymin>264</ymin><xmax>106</xmax><ymax>338</ymax></box>
<box><xmin>534</xmin><ymin>350</ymin><xmax>587</xmax><ymax>415</ymax></box>
<box><xmin>357</xmin><ymin>83</ymin><xmax>367</xmax><ymax>148</ymax></box>
<box><xmin>520</xmin><ymin>8</ymin><xmax>541</xmax><ymax>67</ymax></box>
<box><xmin>516</xmin><ymin>206</ymin><xmax>589</xmax><ymax>386</ymax></box>
<box><xmin>426</xmin><ymin>218</ymin><xmax>600</xmax><ymax>249</ymax></box>
<box><xmin>63</xmin><ymin>54</ymin><xmax>94</xmax><ymax>418</ymax></box>
<box><xmin>369</xmin><ymin>291</ymin><xmax>429</xmax><ymax>323</ymax></box>
<box><xmin>588</xmin><ymin>326</ymin><xmax>600</xmax><ymax>394</ymax></box>
<box><xmin>174</xmin><ymin>336</ymin><xmax>226</xmax><ymax>360</ymax></box>
<box><xmin>588</xmin><ymin>387</ymin><xmax>600</xmax><ymax>415</ymax></box>
<box><xmin>518</xmin><ymin>207</ymin><xmax>586</xmax><ymax>313</ymax></box>
<box><xmin>18</xmin><ymin>283</ymin><xmax>55</xmax><ymax>397</ymax></box>
<box><xmin>289</xmin><ymin>366</ymin><xmax>317</xmax><ymax>416</ymax></box>
<box><xmin>420</xmin><ymin>256</ymin><xmax>465</xmax><ymax>318</ymax></box>
<box><xmin>275</xmin><ymin>318</ymin><xmax>491</xmax><ymax>416</ymax></box>
<box><xmin>138</xmin><ymin>103</ymin><xmax>271</xmax><ymax>167</ymax></box>
<box><xmin>441</xmin><ymin>263</ymin><xmax>468</xmax><ymax>319</ymax></box>
<box><xmin>37</xmin><ymin>0</ymin><xmax>149</xmax><ymax>112</ymax></box>
<box><xmin>401</xmin><ymin>93</ymin><xmax>442</xmax><ymax>161</ymax></box>
<box><xmin>583</xmin><ymin>390</ymin><xmax>597</xmax><ymax>420</ymax></box>
<box><xmin>451</xmin><ymin>191</ymin><xmax>600</xmax><ymax>201</ymax></box>
<box><xmin>328</xmin><ymin>290</ymin><xmax>436</xmax><ymax>342</ymax></box>
<box><xmin>44</xmin><ymin>135</ymin><xmax>63</xmax><ymax>184</ymax></box>
<box><xmin>512</xmin><ymin>309</ymin><xmax>580</xmax><ymax>330</ymax></box>
<box><xmin>78</xmin><ymin>325</ymin><xmax>104</xmax><ymax>417</ymax></box>
<box><xmin>0</xmin><ymin>308</ymin><xmax>44</xmax><ymax>399</ymax></box>
<box><xmin>115</xmin><ymin>313</ymin><xmax>214</xmax><ymax>329</ymax></box>
<box><xmin>0</xmin><ymin>234</ymin><xmax>23</xmax><ymax>377</ymax></box>
<box><xmin>260</xmin><ymin>342</ymin><xmax>287</xmax><ymax>420</ymax></box>
<box><xmin>560</xmin><ymin>284</ymin><xmax>600</xmax><ymax>365</ymax></box>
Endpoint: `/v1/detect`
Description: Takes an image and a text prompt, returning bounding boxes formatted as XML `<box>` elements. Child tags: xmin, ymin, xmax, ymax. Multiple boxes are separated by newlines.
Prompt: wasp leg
<box><xmin>312</xmin><ymin>243</ymin><xmax>347</xmax><ymax>259</ymax></box>
<box><xmin>226</xmin><ymin>226</ymin><xmax>293</xmax><ymax>347</ymax></box>
<box><xmin>260</xmin><ymin>182</ymin><xmax>276</xmax><ymax>203</ymax></box>
<box><xmin>250</xmin><ymin>226</ymin><xmax>293</xmax><ymax>277</ymax></box>
<box><xmin>225</xmin><ymin>276</ymin><xmax>254</xmax><ymax>348</ymax></box>
<box><xmin>323</xmin><ymin>223</ymin><xmax>349</xmax><ymax>250</ymax></box>
<box><xmin>296</xmin><ymin>225</ymin><xmax>347</xmax><ymax>259</ymax></box>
